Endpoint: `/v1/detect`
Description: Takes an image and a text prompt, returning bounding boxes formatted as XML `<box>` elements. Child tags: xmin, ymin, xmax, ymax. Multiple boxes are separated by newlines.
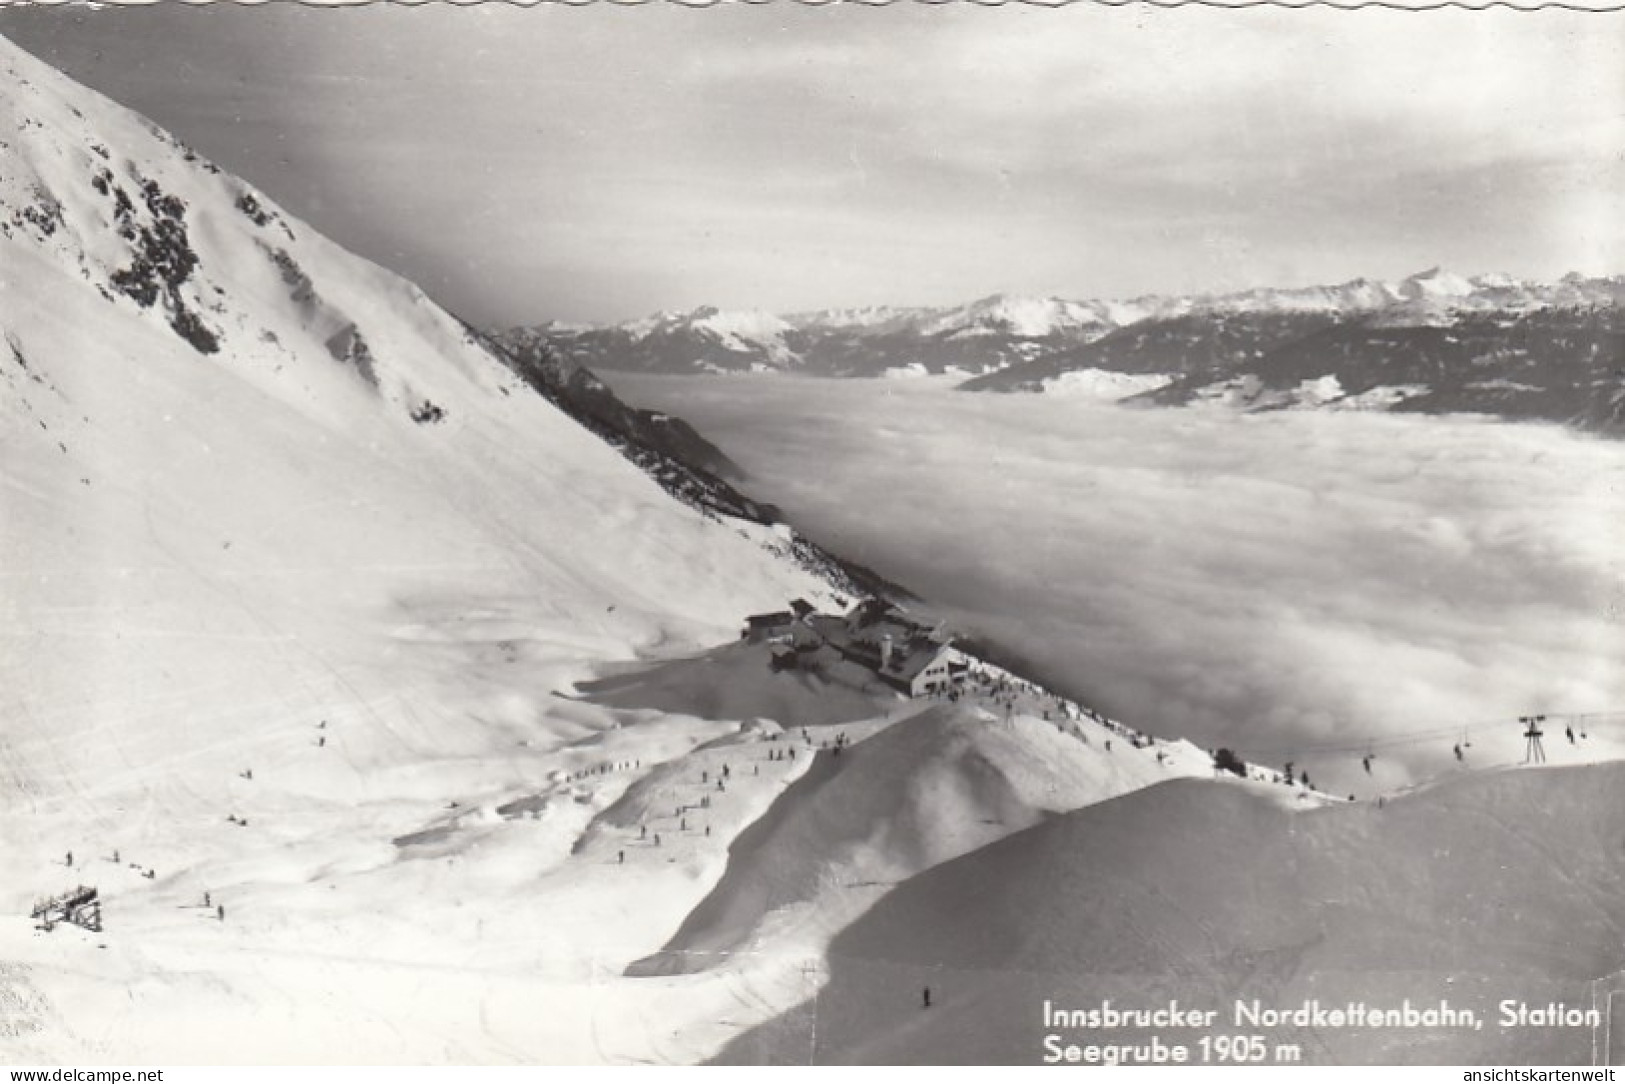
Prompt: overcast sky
<box><xmin>1</xmin><ymin>4</ymin><xmax>1620</xmax><ymax>326</ymax></box>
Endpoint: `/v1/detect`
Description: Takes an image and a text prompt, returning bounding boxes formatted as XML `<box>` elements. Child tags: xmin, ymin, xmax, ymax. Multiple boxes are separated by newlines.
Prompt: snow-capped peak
<box><xmin>686</xmin><ymin>306</ymin><xmax>794</xmax><ymax>342</ymax></box>
<box><xmin>0</xmin><ymin>24</ymin><xmax>842</xmax><ymax>858</ymax></box>
<box><xmin>918</xmin><ymin>293</ymin><xmax>1114</xmax><ymax>339</ymax></box>
<box><xmin>1397</xmin><ymin>266</ymin><xmax>1478</xmax><ymax>301</ymax></box>
<box><xmin>610</xmin><ymin>305</ymin><xmax>797</xmax><ymax>368</ymax></box>
<box><xmin>781</xmin><ymin>304</ymin><xmax>932</xmax><ymax>335</ymax></box>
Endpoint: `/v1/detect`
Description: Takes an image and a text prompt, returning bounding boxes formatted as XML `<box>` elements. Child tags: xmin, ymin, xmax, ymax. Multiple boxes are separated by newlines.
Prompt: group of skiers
<box><xmin>62</xmin><ymin>723</ymin><xmax>342</xmax><ymax>927</ymax></box>
<box><xmin>567</xmin><ymin>759</ymin><xmax>640</xmax><ymax>783</ymax></box>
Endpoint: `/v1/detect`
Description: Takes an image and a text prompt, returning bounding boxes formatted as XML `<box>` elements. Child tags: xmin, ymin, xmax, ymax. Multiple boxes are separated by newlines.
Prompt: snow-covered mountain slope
<box><xmin>629</xmin><ymin>702</ymin><xmax>1220</xmax><ymax>980</ymax></box>
<box><xmin>728</xmin><ymin>761</ymin><xmax>1625</xmax><ymax>1065</ymax></box>
<box><xmin>479</xmin><ymin>324</ymin><xmax>911</xmax><ymax>604</ymax></box>
<box><xmin>0</xmin><ymin>31</ymin><xmax>881</xmax><ymax>1061</ymax></box>
<box><xmin>911</xmin><ymin>293</ymin><xmax>1115</xmax><ymax>340</ymax></box>
<box><xmin>9</xmin><ymin>31</ymin><xmax>1619</xmax><ymax>1067</ymax></box>
<box><xmin>5</xmin><ymin>37</ymin><xmax>1249</xmax><ymax>1065</ymax></box>
<box><xmin>485</xmin><ymin>322</ymin><xmax>748</xmax><ymax>480</ymax></box>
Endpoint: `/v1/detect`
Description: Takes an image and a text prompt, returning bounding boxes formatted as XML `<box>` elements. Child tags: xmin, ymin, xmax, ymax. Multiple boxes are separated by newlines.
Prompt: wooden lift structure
<box><xmin>30</xmin><ymin>885</ymin><xmax>101</xmax><ymax>933</ymax></box>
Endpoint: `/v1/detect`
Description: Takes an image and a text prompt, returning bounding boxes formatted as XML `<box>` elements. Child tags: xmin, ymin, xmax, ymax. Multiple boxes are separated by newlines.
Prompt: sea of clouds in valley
<box><xmin>614</xmin><ymin>375</ymin><xmax>1625</xmax><ymax>792</ymax></box>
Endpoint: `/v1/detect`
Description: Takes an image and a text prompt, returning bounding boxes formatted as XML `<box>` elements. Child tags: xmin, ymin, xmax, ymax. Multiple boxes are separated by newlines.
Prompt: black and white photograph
<box><xmin>0</xmin><ymin>0</ymin><xmax>1622</xmax><ymax>1068</ymax></box>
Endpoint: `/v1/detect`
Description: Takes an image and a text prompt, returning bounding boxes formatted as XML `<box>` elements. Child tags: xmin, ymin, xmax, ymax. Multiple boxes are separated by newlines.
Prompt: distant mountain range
<box><xmin>500</xmin><ymin>270</ymin><xmax>1625</xmax><ymax>435</ymax></box>
<box><xmin>501</xmin><ymin>293</ymin><xmax>1123</xmax><ymax>379</ymax></box>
